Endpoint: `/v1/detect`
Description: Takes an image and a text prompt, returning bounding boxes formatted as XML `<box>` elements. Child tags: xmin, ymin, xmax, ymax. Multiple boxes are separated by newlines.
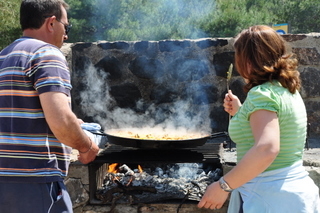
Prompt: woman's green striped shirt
<box><xmin>229</xmin><ymin>81</ymin><xmax>307</xmax><ymax>172</ymax></box>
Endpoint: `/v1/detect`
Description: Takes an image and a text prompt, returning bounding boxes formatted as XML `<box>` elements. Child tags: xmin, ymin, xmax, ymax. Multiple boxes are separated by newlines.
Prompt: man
<box><xmin>0</xmin><ymin>0</ymin><xmax>99</xmax><ymax>212</ymax></box>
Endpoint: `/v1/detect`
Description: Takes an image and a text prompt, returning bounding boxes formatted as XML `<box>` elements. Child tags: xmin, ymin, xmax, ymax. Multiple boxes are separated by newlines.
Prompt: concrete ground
<box><xmin>303</xmin><ymin>136</ymin><xmax>320</xmax><ymax>167</ymax></box>
<box><xmin>223</xmin><ymin>136</ymin><xmax>320</xmax><ymax>166</ymax></box>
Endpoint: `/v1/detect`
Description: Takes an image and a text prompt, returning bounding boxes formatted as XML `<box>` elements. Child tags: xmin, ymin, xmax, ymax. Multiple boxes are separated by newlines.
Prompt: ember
<box><xmin>96</xmin><ymin>163</ymin><xmax>221</xmax><ymax>204</ymax></box>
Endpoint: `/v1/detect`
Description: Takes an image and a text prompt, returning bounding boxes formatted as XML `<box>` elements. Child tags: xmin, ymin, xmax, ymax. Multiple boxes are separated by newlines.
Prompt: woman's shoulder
<box><xmin>249</xmin><ymin>81</ymin><xmax>289</xmax><ymax>98</ymax></box>
<box><xmin>251</xmin><ymin>80</ymin><xmax>282</xmax><ymax>90</ymax></box>
<box><xmin>245</xmin><ymin>81</ymin><xmax>283</xmax><ymax>110</ymax></box>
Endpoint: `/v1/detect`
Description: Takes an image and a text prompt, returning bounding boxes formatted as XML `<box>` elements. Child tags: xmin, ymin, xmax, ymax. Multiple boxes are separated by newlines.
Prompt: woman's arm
<box><xmin>198</xmin><ymin>109</ymin><xmax>280</xmax><ymax>209</ymax></box>
<box><xmin>223</xmin><ymin>109</ymin><xmax>280</xmax><ymax>189</ymax></box>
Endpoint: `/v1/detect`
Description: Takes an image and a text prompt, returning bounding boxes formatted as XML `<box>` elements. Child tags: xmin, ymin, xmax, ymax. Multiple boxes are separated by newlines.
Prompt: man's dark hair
<box><xmin>20</xmin><ymin>0</ymin><xmax>69</xmax><ymax>30</ymax></box>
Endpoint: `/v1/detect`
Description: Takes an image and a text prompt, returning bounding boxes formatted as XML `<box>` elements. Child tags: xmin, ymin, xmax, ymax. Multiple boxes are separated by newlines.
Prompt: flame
<box><xmin>108</xmin><ymin>163</ymin><xmax>143</xmax><ymax>174</ymax></box>
<box><xmin>108</xmin><ymin>163</ymin><xmax>119</xmax><ymax>173</ymax></box>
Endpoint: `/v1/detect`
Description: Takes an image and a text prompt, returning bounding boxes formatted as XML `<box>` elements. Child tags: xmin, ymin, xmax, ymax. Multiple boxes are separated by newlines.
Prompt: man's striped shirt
<box><xmin>0</xmin><ymin>37</ymin><xmax>72</xmax><ymax>182</ymax></box>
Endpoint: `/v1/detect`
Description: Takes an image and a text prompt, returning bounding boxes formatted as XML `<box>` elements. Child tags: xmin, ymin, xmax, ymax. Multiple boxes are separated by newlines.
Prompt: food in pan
<box><xmin>106</xmin><ymin>128</ymin><xmax>208</xmax><ymax>141</ymax></box>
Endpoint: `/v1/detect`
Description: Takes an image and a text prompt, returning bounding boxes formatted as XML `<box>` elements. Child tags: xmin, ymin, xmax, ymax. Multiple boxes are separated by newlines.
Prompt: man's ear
<box><xmin>45</xmin><ymin>16</ymin><xmax>56</xmax><ymax>33</ymax></box>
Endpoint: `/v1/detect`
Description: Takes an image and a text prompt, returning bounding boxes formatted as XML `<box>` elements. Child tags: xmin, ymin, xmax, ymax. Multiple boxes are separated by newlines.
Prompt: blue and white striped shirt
<box><xmin>0</xmin><ymin>37</ymin><xmax>72</xmax><ymax>182</ymax></box>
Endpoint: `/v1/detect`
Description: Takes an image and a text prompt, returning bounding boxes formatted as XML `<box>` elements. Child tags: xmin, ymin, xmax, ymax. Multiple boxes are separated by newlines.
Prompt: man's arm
<box><xmin>39</xmin><ymin>91</ymin><xmax>99</xmax><ymax>164</ymax></box>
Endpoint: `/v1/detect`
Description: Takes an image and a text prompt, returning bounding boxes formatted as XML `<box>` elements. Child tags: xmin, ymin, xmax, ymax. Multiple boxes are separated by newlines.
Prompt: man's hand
<box><xmin>77</xmin><ymin>140</ymin><xmax>99</xmax><ymax>164</ymax></box>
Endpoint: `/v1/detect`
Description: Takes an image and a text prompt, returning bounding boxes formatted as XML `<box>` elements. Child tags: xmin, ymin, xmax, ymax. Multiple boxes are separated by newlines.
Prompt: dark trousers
<box><xmin>0</xmin><ymin>181</ymin><xmax>73</xmax><ymax>213</ymax></box>
<box><xmin>239</xmin><ymin>193</ymin><xmax>244</xmax><ymax>213</ymax></box>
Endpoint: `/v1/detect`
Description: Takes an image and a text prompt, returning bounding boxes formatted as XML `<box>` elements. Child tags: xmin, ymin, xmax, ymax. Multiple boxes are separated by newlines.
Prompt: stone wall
<box><xmin>63</xmin><ymin>33</ymin><xmax>320</xmax><ymax>136</ymax></box>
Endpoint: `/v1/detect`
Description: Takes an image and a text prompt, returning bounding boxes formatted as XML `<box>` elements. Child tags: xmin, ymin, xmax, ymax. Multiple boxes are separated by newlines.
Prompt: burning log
<box><xmin>119</xmin><ymin>164</ymin><xmax>134</xmax><ymax>176</ymax></box>
<box><xmin>96</xmin><ymin>163</ymin><xmax>222</xmax><ymax>204</ymax></box>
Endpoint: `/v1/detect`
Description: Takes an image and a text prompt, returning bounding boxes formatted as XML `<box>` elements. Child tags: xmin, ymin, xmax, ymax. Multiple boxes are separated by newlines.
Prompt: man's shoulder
<box><xmin>19</xmin><ymin>37</ymin><xmax>58</xmax><ymax>51</ymax></box>
<box><xmin>2</xmin><ymin>37</ymin><xmax>58</xmax><ymax>55</ymax></box>
<box><xmin>17</xmin><ymin>38</ymin><xmax>66</xmax><ymax>61</ymax></box>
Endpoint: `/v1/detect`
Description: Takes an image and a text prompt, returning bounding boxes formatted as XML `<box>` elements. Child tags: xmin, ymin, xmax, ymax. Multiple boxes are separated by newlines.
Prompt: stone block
<box><xmin>305</xmin><ymin>166</ymin><xmax>320</xmax><ymax>194</ymax></box>
<box><xmin>65</xmin><ymin>178</ymin><xmax>89</xmax><ymax>208</ymax></box>
<box><xmin>67</xmin><ymin>162</ymin><xmax>89</xmax><ymax>185</ymax></box>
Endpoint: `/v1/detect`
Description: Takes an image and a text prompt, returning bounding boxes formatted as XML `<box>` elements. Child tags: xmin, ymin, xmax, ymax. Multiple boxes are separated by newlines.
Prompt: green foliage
<box><xmin>66</xmin><ymin>0</ymin><xmax>215</xmax><ymax>42</ymax></box>
<box><xmin>0</xmin><ymin>0</ymin><xmax>21</xmax><ymax>50</ymax></box>
<box><xmin>1</xmin><ymin>0</ymin><xmax>319</xmax><ymax>49</ymax></box>
<box><xmin>199</xmin><ymin>0</ymin><xmax>278</xmax><ymax>37</ymax></box>
<box><xmin>273</xmin><ymin>0</ymin><xmax>320</xmax><ymax>33</ymax></box>
<box><xmin>65</xmin><ymin>0</ymin><xmax>320</xmax><ymax>42</ymax></box>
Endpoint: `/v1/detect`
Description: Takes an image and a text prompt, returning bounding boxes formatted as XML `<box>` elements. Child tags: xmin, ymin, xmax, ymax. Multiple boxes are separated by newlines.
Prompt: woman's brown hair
<box><xmin>233</xmin><ymin>25</ymin><xmax>300</xmax><ymax>94</ymax></box>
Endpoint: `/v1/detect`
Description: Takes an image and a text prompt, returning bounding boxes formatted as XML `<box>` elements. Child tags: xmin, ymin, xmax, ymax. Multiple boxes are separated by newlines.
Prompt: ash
<box><xmin>96</xmin><ymin>163</ymin><xmax>222</xmax><ymax>204</ymax></box>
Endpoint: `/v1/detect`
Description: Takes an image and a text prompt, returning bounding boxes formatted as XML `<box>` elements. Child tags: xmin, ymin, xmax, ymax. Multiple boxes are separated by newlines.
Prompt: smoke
<box><xmin>79</xmin><ymin>63</ymin><xmax>211</xmax><ymax>136</ymax></box>
<box><xmin>91</xmin><ymin>0</ymin><xmax>216</xmax><ymax>41</ymax></box>
<box><xmin>78</xmin><ymin>0</ymin><xmax>217</xmax><ymax>135</ymax></box>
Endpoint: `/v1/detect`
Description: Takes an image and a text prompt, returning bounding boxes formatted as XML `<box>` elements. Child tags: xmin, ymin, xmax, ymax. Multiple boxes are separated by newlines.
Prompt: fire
<box><xmin>108</xmin><ymin>163</ymin><xmax>119</xmax><ymax>173</ymax></box>
<box><xmin>107</xmin><ymin>163</ymin><xmax>143</xmax><ymax>187</ymax></box>
<box><xmin>107</xmin><ymin>163</ymin><xmax>143</xmax><ymax>173</ymax></box>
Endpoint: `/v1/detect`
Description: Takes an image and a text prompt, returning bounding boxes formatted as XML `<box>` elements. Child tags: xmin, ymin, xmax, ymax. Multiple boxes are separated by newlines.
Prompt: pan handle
<box><xmin>85</xmin><ymin>130</ymin><xmax>108</xmax><ymax>136</ymax></box>
<box><xmin>209</xmin><ymin>131</ymin><xmax>229</xmax><ymax>139</ymax></box>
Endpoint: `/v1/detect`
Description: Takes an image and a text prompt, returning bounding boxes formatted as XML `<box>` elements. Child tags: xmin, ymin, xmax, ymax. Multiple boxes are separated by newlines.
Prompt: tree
<box><xmin>67</xmin><ymin>0</ymin><xmax>216</xmax><ymax>42</ymax></box>
<box><xmin>199</xmin><ymin>0</ymin><xmax>277</xmax><ymax>37</ymax></box>
<box><xmin>0</xmin><ymin>0</ymin><xmax>21</xmax><ymax>50</ymax></box>
<box><xmin>1</xmin><ymin>0</ymin><xmax>319</xmax><ymax>50</ymax></box>
<box><xmin>272</xmin><ymin>0</ymin><xmax>320</xmax><ymax>33</ymax></box>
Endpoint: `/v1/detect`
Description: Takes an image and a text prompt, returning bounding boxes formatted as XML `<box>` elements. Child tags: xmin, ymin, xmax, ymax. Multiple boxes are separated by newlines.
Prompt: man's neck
<box><xmin>23</xmin><ymin>28</ymin><xmax>52</xmax><ymax>45</ymax></box>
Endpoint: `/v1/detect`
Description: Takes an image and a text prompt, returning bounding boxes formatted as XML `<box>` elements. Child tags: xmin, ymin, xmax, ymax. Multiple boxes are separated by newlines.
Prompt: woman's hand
<box><xmin>224</xmin><ymin>90</ymin><xmax>242</xmax><ymax>116</ymax></box>
<box><xmin>198</xmin><ymin>181</ymin><xmax>229</xmax><ymax>210</ymax></box>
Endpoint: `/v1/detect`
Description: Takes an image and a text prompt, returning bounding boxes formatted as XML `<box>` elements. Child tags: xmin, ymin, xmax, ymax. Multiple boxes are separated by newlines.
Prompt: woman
<box><xmin>198</xmin><ymin>25</ymin><xmax>320</xmax><ymax>212</ymax></box>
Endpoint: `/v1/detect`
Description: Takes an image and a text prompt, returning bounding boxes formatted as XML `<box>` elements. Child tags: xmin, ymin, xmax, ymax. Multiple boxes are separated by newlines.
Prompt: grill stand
<box><xmin>89</xmin><ymin>143</ymin><xmax>223</xmax><ymax>205</ymax></box>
